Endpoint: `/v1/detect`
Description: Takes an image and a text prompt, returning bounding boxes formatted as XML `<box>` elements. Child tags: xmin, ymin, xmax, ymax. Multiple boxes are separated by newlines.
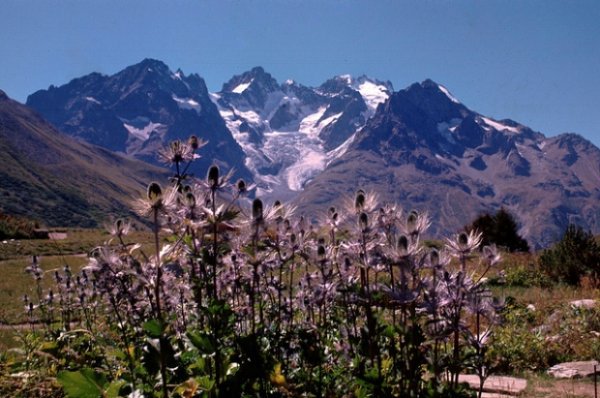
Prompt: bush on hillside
<box><xmin>467</xmin><ymin>208</ymin><xmax>529</xmax><ymax>253</ymax></box>
<box><xmin>539</xmin><ymin>224</ymin><xmax>600</xmax><ymax>286</ymax></box>
<box><xmin>0</xmin><ymin>211</ymin><xmax>38</xmax><ymax>240</ymax></box>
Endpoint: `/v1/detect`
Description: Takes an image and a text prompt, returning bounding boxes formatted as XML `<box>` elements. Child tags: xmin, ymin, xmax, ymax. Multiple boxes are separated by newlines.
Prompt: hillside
<box><xmin>0</xmin><ymin>89</ymin><xmax>168</xmax><ymax>227</ymax></box>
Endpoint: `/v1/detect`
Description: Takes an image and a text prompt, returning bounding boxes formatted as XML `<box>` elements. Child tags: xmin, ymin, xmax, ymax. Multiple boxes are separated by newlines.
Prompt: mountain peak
<box><xmin>414</xmin><ymin>79</ymin><xmax>462</xmax><ymax>105</ymax></box>
<box><xmin>0</xmin><ymin>89</ymin><xmax>8</xmax><ymax>101</ymax></box>
<box><xmin>221</xmin><ymin>66</ymin><xmax>279</xmax><ymax>95</ymax></box>
<box><xmin>137</xmin><ymin>58</ymin><xmax>170</xmax><ymax>70</ymax></box>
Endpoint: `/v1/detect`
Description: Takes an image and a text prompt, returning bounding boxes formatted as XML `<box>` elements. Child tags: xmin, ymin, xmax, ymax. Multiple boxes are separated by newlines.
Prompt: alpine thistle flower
<box><xmin>158</xmin><ymin>140</ymin><xmax>195</xmax><ymax>165</ymax></box>
<box><xmin>133</xmin><ymin>182</ymin><xmax>176</xmax><ymax>217</ymax></box>
<box><xmin>401</xmin><ymin>210</ymin><xmax>431</xmax><ymax>238</ymax></box>
<box><xmin>188</xmin><ymin>135</ymin><xmax>207</xmax><ymax>151</ymax></box>
<box><xmin>445</xmin><ymin>230</ymin><xmax>483</xmax><ymax>257</ymax></box>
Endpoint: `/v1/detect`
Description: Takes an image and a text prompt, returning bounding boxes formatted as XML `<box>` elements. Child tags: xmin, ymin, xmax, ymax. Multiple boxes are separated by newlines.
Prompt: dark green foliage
<box><xmin>468</xmin><ymin>208</ymin><xmax>529</xmax><ymax>252</ymax></box>
<box><xmin>0</xmin><ymin>211</ymin><xmax>38</xmax><ymax>240</ymax></box>
<box><xmin>539</xmin><ymin>224</ymin><xmax>600</xmax><ymax>286</ymax></box>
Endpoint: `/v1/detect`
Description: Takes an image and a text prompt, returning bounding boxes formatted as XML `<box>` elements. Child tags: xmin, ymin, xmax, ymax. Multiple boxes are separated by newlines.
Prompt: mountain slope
<box><xmin>26</xmin><ymin>59</ymin><xmax>251</xmax><ymax>181</ymax></box>
<box><xmin>0</xmin><ymin>90</ymin><xmax>168</xmax><ymax>227</ymax></box>
<box><xmin>212</xmin><ymin>67</ymin><xmax>393</xmax><ymax>199</ymax></box>
<box><xmin>20</xmin><ymin>60</ymin><xmax>600</xmax><ymax>247</ymax></box>
<box><xmin>296</xmin><ymin>80</ymin><xmax>600</xmax><ymax>248</ymax></box>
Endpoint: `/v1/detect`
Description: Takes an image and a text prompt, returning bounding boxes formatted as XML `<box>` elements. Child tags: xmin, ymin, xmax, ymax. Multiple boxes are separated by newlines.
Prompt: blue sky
<box><xmin>2</xmin><ymin>0</ymin><xmax>600</xmax><ymax>146</ymax></box>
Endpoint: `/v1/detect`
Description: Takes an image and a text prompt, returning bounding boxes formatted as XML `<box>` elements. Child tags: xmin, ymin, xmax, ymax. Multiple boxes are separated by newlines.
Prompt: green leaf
<box><xmin>104</xmin><ymin>380</ymin><xmax>126</xmax><ymax>398</ymax></box>
<box><xmin>143</xmin><ymin>319</ymin><xmax>164</xmax><ymax>338</ymax></box>
<box><xmin>57</xmin><ymin>368</ymin><xmax>107</xmax><ymax>398</ymax></box>
<box><xmin>187</xmin><ymin>331</ymin><xmax>215</xmax><ymax>354</ymax></box>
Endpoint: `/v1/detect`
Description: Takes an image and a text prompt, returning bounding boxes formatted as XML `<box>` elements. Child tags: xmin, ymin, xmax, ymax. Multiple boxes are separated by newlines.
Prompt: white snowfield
<box><xmin>232</xmin><ymin>79</ymin><xmax>253</xmax><ymax>94</ymax></box>
<box><xmin>210</xmin><ymin>75</ymin><xmax>392</xmax><ymax>197</ymax></box>
<box><xmin>123</xmin><ymin>121</ymin><xmax>165</xmax><ymax>141</ymax></box>
<box><xmin>437</xmin><ymin>84</ymin><xmax>461</xmax><ymax>104</ymax></box>
<box><xmin>172</xmin><ymin>95</ymin><xmax>202</xmax><ymax>112</ymax></box>
<box><xmin>353</xmin><ymin>79</ymin><xmax>390</xmax><ymax>114</ymax></box>
<box><xmin>480</xmin><ymin>117</ymin><xmax>520</xmax><ymax>134</ymax></box>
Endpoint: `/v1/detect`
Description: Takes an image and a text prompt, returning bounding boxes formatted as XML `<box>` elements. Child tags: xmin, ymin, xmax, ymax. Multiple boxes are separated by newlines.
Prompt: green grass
<box><xmin>0</xmin><ymin>255</ymin><xmax>88</xmax><ymax>323</ymax></box>
<box><xmin>0</xmin><ymin>228</ymin><xmax>154</xmax><ymax>261</ymax></box>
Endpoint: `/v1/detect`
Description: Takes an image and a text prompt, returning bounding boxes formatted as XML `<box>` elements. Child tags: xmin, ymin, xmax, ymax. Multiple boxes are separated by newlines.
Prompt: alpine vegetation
<box><xmin>20</xmin><ymin>139</ymin><xmax>502</xmax><ymax>398</ymax></box>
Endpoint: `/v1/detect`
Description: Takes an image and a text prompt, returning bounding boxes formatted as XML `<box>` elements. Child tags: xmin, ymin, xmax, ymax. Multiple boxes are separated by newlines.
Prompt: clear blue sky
<box><xmin>2</xmin><ymin>0</ymin><xmax>600</xmax><ymax>146</ymax></box>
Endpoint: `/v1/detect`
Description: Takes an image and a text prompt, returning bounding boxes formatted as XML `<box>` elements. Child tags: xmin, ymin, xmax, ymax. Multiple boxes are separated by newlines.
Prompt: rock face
<box><xmin>296</xmin><ymin>80</ymin><xmax>600</xmax><ymax>248</ymax></box>
<box><xmin>21</xmin><ymin>60</ymin><xmax>600</xmax><ymax>247</ymax></box>
<box><xmin>547</xmin><ymin>361</ymin><xmax>600</xmax><ymax>379</ymax></box>
<box><xmin>212</xmin><ymin>69</ymin><xmax>393</xmax><ymax>200</ymax></box>
<box><xmin>26</xmin><ymin>59</ymin><xmax>252</xmax><ymax>181</ymax></box>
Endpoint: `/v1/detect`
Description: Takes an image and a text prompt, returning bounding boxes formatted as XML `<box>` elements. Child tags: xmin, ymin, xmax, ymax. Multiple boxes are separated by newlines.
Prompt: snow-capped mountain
<box><xmin>26</xmin><ymin>59</ymin><xmax>252</xmax><ymax>180</ymax></box>
<box><xmin>20</xmin><ymin>59</ymin><xmax>600</xmax><ymax>247</ymax></box>
<box><xmin>296</xmin><ymin>79</ymin><xmax>600</xmax><ymax>248</ymax></box>
<box><xmin>211</xmin><ymin>67</ymin><xmax>393</xmax><ymax>199</ymax></box>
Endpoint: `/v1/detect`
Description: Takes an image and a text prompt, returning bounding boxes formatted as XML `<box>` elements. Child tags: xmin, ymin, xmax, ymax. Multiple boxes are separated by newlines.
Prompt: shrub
<box><xmin>0</xmin><ymin>212</ymin><xmax>38</xmax><ymax>240</ymax></box>
<box><xmin>539</xmin><ymin>224</ymin><xmax>600</xmax><ymax>286</ymax></box>
<box><xmin>467</xmin><ymin>208</ymin><xmax>529</xmax><ymax>253</ymax></box>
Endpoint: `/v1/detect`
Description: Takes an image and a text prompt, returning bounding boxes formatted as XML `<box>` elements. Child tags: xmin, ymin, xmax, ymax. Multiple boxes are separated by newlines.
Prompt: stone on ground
<box><xmin>569</xmin><ymin>299</ymin><xmax>597</xmax><ymax>309</ymax></box>
<box><xmin>547</xmin><ymin>360</ymin><xmax>600</xmax><ymax>379</ymax></box>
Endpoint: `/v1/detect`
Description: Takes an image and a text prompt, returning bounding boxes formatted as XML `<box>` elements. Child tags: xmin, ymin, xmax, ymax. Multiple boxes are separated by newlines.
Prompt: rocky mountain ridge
<box><xmin>21</xmin><ymin>60</ymin><xmax>600</xmax><ymax>247</ymax></box>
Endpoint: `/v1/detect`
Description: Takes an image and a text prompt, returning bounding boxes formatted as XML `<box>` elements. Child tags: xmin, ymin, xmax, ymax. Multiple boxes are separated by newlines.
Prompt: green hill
<box><xmin>0</xmin><ymin>89</ymin><xmax>169</xmax><ymax>227</ymax></box>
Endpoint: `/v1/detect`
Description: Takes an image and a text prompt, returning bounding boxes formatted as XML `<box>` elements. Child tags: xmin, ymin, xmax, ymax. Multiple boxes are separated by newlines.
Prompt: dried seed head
<box><xmin>188</xmin><ymin>135</ymin><xmax>200</xmax><ymax>150</ymax></box>
<box><xmin>147</xmin><ymin>182</ymin><xmax>163</xmax><ymax>202</ymax></box>
<box><xmin>252</xmin><ymin>198</ymin><xmax>263</xmax><ymax>221</ymax></box>
<box><xmin>355</xmin><ymin>190</ymin><xmax>366</xmax><ymax>211</ymax></box>
<box><xmin>207</xmin><ymin>165</ymin><xmax>220</xmax><ymax>188</ymax></box>
<box><xmin>236</xmin><ymin>179</ymin><xmax>247</xmax><ymax>193</ymax></box>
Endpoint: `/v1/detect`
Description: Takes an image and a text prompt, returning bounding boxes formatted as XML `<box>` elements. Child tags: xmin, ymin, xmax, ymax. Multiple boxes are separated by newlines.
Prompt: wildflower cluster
<box><xmin>23</xmin><ymin>138</ymin><xmax>502</xmax><ymax>398</ymax></box>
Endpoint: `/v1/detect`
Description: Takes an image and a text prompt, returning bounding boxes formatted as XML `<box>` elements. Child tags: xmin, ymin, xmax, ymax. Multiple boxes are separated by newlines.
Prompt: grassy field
<box><xmin>0</xmin><ymin>227</ymin><xmax>155</xmax><ymax>261</ymax></box>
<box><xmin>0</xmin><ymin>228</ymin><xmax>155</xmax><ymax>324</ymax></box>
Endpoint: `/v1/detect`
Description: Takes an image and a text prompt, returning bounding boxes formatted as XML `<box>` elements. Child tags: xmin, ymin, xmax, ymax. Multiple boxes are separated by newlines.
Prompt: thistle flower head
<box><xmin>133</xmin><ymin>182</ymin><xmax>177</xmax><ymax>217</ymax></box>
<box><xmin>359</xmin><ymin>212</ymin><xmax>369</xmax><ymax>232</ymax></box>
<box><xmin>188</xmin><ymin>135</ymin><xmax>207</xmax><ymax>151</ymax></box>
<box><xmin>158</xmin><ymin>140</ymin><xmax>195</xmax><ymax>165</ymax></box>
<box><xmin>481</xmin><ymin>244</ymin><xmax>501</xmax><ymax>266</ymax></box>
<box><xmin>401</xmin><ymin>210</ymin><xmax>431</xmax><ymax>238</ymax></box>
<box><xmin>445</xmin><ymin>230</ymin><xmax>483</xmax><ymax>257</ymax></box>
<box><xmin>252</xmin><ymin>198</ymin><xmax>264</xmax><ymax>222</ymax></box>
<box><xmin>426</xmin><ymin>248</ymin><xmax>451</xmax><ymax>269</ymax></box>
<box><xmin>344</xmin><ymin>189</ymin><xmax>378</xmax><ymax>215</ymax></box>
<box><xmin>107</xmin><ymin>218</ymin><xmax>131</xmax><ymax>237</ymax></box>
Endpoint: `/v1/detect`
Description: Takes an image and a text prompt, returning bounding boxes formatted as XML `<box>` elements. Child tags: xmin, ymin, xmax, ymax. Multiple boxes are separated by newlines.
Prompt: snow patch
<box><xmin>232</xmin><ymin>79</ymin><xmax>253</xmax><ymax>94</ymax></box>
<box><xmin>85</xmin><ymin>96</ymin><xmax>101</xmax><ymax>105</ymax></box>
<box><xmin>285</xmin><ymin>149</ymin><xmax>326</xmax><ymax>191</ymax></box>
<box><xmin>339</xmin><ymin>74</ymin><xmax>352</xmax><ymax>84</ymax></box>
<box><xmin>123</xmin><ymin>122</ymin><xmax>165</xmax><ymax>141</ymax></box>
<box><xmin>298</xmin><ymin>107</ymin><xmax>328</xmax><ymax>137</ymax></box>
<box><xmin>481</xmin><ymin>117</ymin><xmax>520</xmax><ymax>133</ymax></box>
<box><xmin>172</xmin><ymin>95</ymin><xmax>201</xmax><ymax>112</ymax></box>
<box><xmin>327</xmin><ymin>132</ymin><xmax>356</xmax><ymax>164</ymax></box>
<box><xmin>356</xmin><ymin>81</ymin><xmax>389</xmax><ymax>113</ymax></box>
<box><xmin>438</xmin><ymin>85</ymin><xmax>460</xmax><ymax>104</ymax></box>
